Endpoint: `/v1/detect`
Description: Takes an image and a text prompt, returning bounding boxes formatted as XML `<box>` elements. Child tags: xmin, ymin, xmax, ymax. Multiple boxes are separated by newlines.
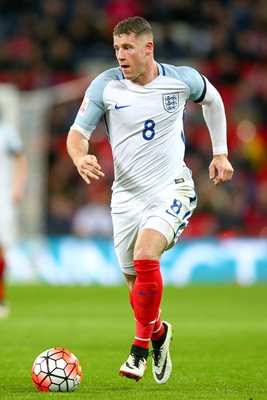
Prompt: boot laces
<box><xmin>130</xmin><ymin>352</ymin><xmax>145</xmax><ymax>368</ymax></box>
<box><xmin>149</xmin><ymin>347</ymin><xmax>162</xmax><ymax>367</ymax></box>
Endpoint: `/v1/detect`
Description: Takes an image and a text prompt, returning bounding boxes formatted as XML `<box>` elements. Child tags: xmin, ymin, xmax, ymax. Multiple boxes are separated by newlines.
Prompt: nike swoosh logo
<box><xmin>115</xmin><ymin>104</ymin><xmax>130</xmax><ymax>109</ymax></box>
<box><xmin>139</xmin><ymin>290</ymin><xmax>157</xmax><ymax>296</ymax></box>
<box><xmin>125</xmin><ymin>362</ymin><xmax>134</xmax><ymax>369</ymax></box>
<box><xmin>155</xmin><ymin>356</ymin><xmax>168</xmax><ymax>381</ymax></box>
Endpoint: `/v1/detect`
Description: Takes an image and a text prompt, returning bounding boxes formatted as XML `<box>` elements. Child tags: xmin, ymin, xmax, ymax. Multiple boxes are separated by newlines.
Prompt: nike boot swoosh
<box><xmin>125</xmin><ymin>362</ymin><xmax>134</xmax><ymax>370</ymax></box>
<box><xmin>155</xmin><ymin>356</ymin><xmax>168</xmax><ymax>381</ymax></box>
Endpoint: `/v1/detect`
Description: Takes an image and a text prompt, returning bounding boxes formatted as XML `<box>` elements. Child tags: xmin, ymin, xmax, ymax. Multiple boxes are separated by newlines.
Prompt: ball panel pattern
<box><xmin>32</xmin><ymin>347</ymin><xmax>82</xmax><ymax>392</ymax></box>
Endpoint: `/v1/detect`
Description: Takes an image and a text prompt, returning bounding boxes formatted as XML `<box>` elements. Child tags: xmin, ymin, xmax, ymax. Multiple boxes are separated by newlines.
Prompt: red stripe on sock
<box><xmin>151</xmin><ymin>310</ymin><xmax>164</xmax><ymax>341</ymax></box>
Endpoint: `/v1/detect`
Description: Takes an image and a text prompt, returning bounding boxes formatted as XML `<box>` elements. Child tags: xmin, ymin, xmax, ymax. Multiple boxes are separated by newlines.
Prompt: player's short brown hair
<box><xmin>113</xmin><ymin>16</ymin><xmax>153</xmax><ymax>38</ymax></box>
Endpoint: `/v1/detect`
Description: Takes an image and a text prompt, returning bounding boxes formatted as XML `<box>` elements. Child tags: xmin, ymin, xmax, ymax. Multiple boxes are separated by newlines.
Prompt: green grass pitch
<box><xmin>0</xmin><ymin>284</ymin><xmax>266</xmax><ymax>399</ymax></box>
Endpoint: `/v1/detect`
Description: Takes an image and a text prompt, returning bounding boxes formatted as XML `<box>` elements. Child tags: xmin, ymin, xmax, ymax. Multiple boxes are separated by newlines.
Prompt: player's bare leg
<box><xmin>120</xmin><ymin>229</ymin><xmax>172</xmax><ymax>382</ymax></box>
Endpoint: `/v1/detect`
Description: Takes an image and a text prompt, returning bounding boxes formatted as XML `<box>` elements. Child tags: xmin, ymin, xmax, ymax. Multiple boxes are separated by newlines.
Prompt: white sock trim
<box><xmin>152</xmin><ymin>321</ymin><xmax>163</xmax><ymax>334</ymax></box>
<box><xmin>134</xmin><ymin>336</ymin><xmax>150</xmax><ymax>342</ymax></box>
<box><xmin>134</xmin><ymin>318</ymin><xmax>156</xmax><ymax>324</ymax></box>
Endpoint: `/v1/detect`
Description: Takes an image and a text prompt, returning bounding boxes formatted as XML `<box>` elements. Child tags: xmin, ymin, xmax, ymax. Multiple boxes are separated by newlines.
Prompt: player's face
<box><xmin>113</xmin><ymin>33</ymin><xmax>153</xmax><ymax>85</ymax></box>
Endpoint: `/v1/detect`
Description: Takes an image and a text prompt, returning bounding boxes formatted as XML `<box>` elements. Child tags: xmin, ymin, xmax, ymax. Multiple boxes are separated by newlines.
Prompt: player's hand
<box><xmin>11</xmin><ymin>187</ymin><xmax>23</xmax><ymax>203</ymax></box>
<box><xmin>76</xmin><ymin>154</ymin><xmax>105</xmax><ymax>184</ymax></box>
<box><xmin>209</xmin><ymin>154</ymin><xmax>234</xmax><ymax>186</ymax></box>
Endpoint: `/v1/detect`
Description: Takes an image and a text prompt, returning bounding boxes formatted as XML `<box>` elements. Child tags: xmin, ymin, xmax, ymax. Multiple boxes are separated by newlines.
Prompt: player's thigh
<box><xmin>141</xmin><ymin>183</ymin><xmax>197</xmax><ymax>250</ymax></box>
<box><xmin>134</xmin><ymin>228</ymin><xmax>167</xmax><ymax>260</ymax></box>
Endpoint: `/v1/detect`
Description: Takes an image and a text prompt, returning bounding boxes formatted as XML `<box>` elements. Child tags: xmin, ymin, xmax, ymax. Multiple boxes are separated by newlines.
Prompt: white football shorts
<box><xmin>111</xmin><ymin>180</ymin><xmax>197</xmax><ymax>275</ymax></box>
<box><xmin>0</xmin><ymin>199</ymin><xmax>17</xmax><ymax>248</ymax></box>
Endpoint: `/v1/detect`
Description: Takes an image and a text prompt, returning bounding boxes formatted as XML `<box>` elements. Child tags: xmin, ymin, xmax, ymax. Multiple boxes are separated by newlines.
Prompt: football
<box><xmin>32</xmin><ymin>347</ymin><xmax>82</xmax><ymax>392</ymax></box>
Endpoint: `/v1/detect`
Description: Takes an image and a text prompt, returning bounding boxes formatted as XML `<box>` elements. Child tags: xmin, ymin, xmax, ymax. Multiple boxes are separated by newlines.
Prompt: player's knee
<box><xmin>134</xmin><ymin>240</ymin><xmax>160</xmax><ymax>260</ymax></box>
<box><xmin>134</xmin><ymin>246</ymin><xmax>155</xmax><ymax>260</ymax></box>
<box><xmin>134</xmin><ymin>228</ymin><xmax>167</xmax><ymax>260</ymax></box>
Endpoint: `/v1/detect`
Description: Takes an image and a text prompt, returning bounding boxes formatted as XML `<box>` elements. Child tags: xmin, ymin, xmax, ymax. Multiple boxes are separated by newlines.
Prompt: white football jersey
<box><xmin>71</xmin><ymin>63</ymin><xmax>206</xmax><ymax>211</ymax></box>
<box><xmin>0</xmin><ymin>121</ymin><xmax>23</xmax><ymax>200</ymax></box>
<box><xmin>0</xmin><ymin>121</ymin><xmax>23</xmax><ymax>246</ymax></box>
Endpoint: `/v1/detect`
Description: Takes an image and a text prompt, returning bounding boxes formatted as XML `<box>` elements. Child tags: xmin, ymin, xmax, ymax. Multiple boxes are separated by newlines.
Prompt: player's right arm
<box><xmin>67</xmin><ymin>129</ymin><xmax>104</xmax><ymax>184</ymax></box>
<box><xmin>67</xmin><ymin>72</ymin><xmax>110</xmax><ymax>184</ymax></box>
<box><xmin>12</xmin><ymin>152</ymin><xmax>27</xmax><ymax>202</ymax></box>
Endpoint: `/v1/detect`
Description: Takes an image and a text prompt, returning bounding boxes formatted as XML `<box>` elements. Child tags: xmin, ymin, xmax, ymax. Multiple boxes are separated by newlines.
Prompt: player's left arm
<box><xmin>199</xmin><ymin>77</ymin><xmax>234</xmax><ymax>186</ymax></box>
<box><xmin>12</xmin><ymin>152</ymin><xmax>27</xmax><ymax>203</ymax></box>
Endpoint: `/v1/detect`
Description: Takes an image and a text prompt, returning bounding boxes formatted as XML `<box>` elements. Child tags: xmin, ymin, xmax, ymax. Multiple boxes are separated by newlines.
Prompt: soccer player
<box><xmin>0</xmin><ymin>113</ymin><xmax>26</xmax><ymax>318</ymax></box>
<box><xmin>67</xmin><ymin>16</ymin><xmax>234</xmax><ymax>383</ymax></box>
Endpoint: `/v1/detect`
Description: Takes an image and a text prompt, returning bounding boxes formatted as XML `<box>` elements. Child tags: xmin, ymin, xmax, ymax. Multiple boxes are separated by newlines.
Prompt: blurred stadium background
<box><xmin>1</xmin><ymin>0</ymin><xmax>267</xmax><ymax>286</ymax></box>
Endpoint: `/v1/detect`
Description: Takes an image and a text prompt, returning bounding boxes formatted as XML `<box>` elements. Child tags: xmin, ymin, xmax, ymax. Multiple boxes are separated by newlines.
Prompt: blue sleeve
<box><xmin>73</xmin><ymin>75</ymin><xmax>106</xmax><ymax>132</ymax></box>
<box><xmin>163</xmin><ymin>65</ymin><xmax>206</xmax><ymax>102</ymax></box>
<box><xmin>73</xmin><ymin>68</ymin><xmax>122</xmax><ymax>133</ymax></box>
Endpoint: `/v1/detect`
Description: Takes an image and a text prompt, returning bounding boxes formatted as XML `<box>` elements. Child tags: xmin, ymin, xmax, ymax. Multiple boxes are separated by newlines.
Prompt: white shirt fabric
<box><xmin>71</xmin><ymin>63</ymin><xmax>228</xmax><ymax>212</ymax></box>
<box><xmin>0</xmin><ymin>121</ymin><xmax>23</xmax><ymax>199</ymax></box>
<box><xmin>0</xmin><ymin>120</ymin><xmax>23</xmax><ymax>246</ymax></box>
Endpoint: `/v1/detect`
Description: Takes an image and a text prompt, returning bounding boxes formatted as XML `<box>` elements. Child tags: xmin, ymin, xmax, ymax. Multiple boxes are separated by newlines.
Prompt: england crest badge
<box><xmin>162</xmin><ymin>93</ymin><xmax>179</xmax><ymax>113</ymax></box>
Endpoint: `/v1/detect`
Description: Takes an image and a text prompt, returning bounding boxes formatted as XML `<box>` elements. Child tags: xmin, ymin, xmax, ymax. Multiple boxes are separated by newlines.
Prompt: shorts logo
<box><xmin>162</xmin><ymin>93</ymin><xmax>179</xmax><ymax>113</ymax></box>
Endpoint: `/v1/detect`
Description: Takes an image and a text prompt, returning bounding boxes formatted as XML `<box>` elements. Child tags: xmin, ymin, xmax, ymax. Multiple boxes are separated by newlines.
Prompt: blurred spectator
<box><xmin>102</xmin><ymin>0</ymin><xmax>144</xmax><ymax>33</ymax></box>
<box><xmin>71</xmin><ymin>181</ymin><xmax>113</xmax><ymax>238</ymax></box>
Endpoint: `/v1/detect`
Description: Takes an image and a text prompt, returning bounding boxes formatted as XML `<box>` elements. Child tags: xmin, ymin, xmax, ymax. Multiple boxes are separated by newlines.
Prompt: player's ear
<box><xmin>145</xmin><ymin>41</ymin><xmax>153</xmax><ymax>55</ymax></box>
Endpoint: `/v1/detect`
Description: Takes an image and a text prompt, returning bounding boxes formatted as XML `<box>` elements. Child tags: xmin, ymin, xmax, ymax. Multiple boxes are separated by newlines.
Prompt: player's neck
<box><xmin>133</xmin><ymin>61</ymin><xmax>159</xmax><ymax>86</ymax></box>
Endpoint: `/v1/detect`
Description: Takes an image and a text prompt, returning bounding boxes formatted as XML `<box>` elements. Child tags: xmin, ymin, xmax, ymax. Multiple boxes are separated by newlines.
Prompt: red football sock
<box><xmin>151</xmin><ymin>310</ymin><xmax>164</xmax><ymax>341</ymax></box>
<box><xmin>132</xmin><ymin>260</ymin><xmax>163</xmax><ymax>349</ymax></box>
<box><xmin>0</xmin><ymin>257</ymin><xmax>6</xmax><ymax>301</ymax></box>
